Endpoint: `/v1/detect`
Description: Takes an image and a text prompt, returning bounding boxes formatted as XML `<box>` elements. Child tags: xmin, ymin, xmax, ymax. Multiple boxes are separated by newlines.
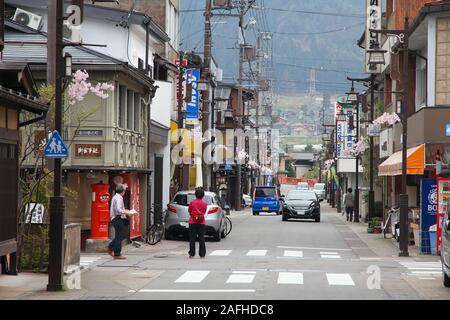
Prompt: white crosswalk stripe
<box><xmin>326</xmin><ymin>273</ymin><xmax>355</xmax><ymax>286</ymax></box>
<box><xmin>226</xmin><ymin>273</ymin><xmax>256</xmax><ymax>283</ymax></box>
<box><xmin>320</xmin><ymin>252</ymin><xmax>341</xmax><ymax>259</ymax></box>
<box><xmin>246</xmin><ymin>250</ymin><xmax>267</xmax><ymax>256</ymax></box>
<box><xmin>283</xmin><ymin>250</ymin><xmax>303</xmax><ymax>258</ymax></box>
<box><xmin>175</xmin><ymin>271</ymin><xmax>210</xmax><ymax>283</ymax></box>
<box><xmin>277</xmin><ymin>272</ymin><xmax>304</xmax><ymax>285</ymax></box>
<box><xmin>209</xmin><ymin>250</ymin><xmax>232</xmax><ymax>256</ymax></box>
<box><xmin>397</xmin><ymin>261</ymin><xmax>442</xmax><ymax>277</ymax></box>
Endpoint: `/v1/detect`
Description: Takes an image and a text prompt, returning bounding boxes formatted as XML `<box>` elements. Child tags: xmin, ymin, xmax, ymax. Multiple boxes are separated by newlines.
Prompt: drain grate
<box><xmin>153</xmin><ymin>254</ymin><xmax>169</xmax><ymax>258</ymax></box>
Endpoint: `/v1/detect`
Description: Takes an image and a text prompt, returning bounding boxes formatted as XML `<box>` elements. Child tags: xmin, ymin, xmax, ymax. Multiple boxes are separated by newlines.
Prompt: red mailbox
<box><xmin>90</xmin><ymin>182</ymin><xmax>110</xmax><ymax>240</ymax></box>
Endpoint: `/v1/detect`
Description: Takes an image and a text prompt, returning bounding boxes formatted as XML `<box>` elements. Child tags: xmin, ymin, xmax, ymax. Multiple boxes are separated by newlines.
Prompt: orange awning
<box><xmin>378</xmin><ymin>144</ymin><xmax>425</xmax><ymax>176</ymax></box>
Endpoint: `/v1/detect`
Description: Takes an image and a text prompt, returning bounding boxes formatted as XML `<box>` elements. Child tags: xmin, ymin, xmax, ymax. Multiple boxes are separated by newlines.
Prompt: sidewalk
<box><xmin>0</xmin><ymin>210</ymin><xmax>244</xmax><ymax>299</ymax></box>
<box><xmin>323</xmin><ymin>203</ymin><xmax>436</xmax><ymax>261</ymax></box>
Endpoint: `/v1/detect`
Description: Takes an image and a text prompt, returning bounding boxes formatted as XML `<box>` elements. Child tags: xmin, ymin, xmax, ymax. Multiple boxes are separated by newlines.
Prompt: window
<box><xmin>415</xmin><ymin>57</ymin><xmax>427</xmax><ymax>111</ymax></box>
<box><xmin>134</xmin><ymin>93</ymin><xmax>141</xmax><ymax>132</ymax></box>
<box><xmin>119</xmin><ymin>85</ymin><xmax>127</xmax><ymax>128</ymax></box>
<box><xmin>255</xmin><ymin>188</ymin><xmax>276</xmax><ymax>198</ymax></box>
<box><xmin>127</xmin><ymin>89</ymin><xmax>134</xmax><ymax>130</ymax></box>
<box><xmin>172</xmin><ymin>194</ymin><xmax>213</xmax><ymax>206</ymax></box>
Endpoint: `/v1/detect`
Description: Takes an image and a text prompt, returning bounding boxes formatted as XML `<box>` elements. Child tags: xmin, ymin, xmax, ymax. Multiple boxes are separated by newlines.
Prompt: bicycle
<box><xmin>222</xmin><ymin>216</ymin><xmax>232</xmax><ymax>238</ymax></box>
<box><xmin>145</xmin><ymin>204</ymin><xmax>166</xmax><ymax>245</ymax></box>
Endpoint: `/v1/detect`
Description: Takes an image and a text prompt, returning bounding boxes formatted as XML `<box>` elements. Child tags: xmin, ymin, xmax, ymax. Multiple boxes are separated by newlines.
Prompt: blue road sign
<box><xmin>44</xmin><ymin>130</ymin><xmax>68</xmax><ymax>159</ymax></box>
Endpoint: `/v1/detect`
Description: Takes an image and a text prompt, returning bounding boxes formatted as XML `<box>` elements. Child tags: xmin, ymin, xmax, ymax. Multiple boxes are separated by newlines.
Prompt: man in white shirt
<box><xmin>108</xmin><ymin>184</ymin><xmax>134</xmax><ymax>259</ymax></box>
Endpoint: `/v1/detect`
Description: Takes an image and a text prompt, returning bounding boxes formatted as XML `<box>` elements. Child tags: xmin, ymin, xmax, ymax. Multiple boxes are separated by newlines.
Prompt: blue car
<box><xmin>252</xmin><ymin>186</ymin><xmax>282</xmax><ymax>216</ymax></box>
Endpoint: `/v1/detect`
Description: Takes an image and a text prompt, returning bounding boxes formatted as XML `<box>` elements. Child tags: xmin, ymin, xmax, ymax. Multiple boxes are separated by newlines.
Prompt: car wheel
<box><xmin>282</xmin><ymin>214</ymin><xmax>288</xmax><ymax>221</ymax></box>
<box><xmin>444</xmin><ymin>271</ymin><xmax>450</xmax><ymax>287</ymax></box>
<box><xmin>315</xmin><ymin>216</ymin><xmax>321</xmax><ymax>223</ymax></box>
<box><xmin>253</xmin><ymin>211</ymin><xmax>259</xmax><ymax>216</ymax></box>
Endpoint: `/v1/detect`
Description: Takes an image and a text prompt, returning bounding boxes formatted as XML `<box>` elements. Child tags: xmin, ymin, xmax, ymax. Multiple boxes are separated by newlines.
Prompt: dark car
<box><xmin>281</xmin><ymin>189</ymin><xmax>322</xmax><ymax>222</ymax></box>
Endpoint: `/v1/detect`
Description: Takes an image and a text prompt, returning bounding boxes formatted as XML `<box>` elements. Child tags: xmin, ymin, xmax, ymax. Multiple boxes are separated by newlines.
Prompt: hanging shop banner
<box><xmin>346</xmin><ymin>109</ymin><xmax>354</xmax><ymax>151</ymax></box>
<box><xmin>420</xmin><ymin>178</ymin><xmax>437</xmax><ymax>253</ymax></box>
<box><xmin>336</xmin><ymin>120</ymin><xmax>344</xmax><ymax>157</ymax></box>
<box><xmin>185</xmin><ymin>68</ymin><xmax>200</xmax><ymax>125</ymax></box>
<box><xmin>365</xmin><ymin>0</ymin><xmax>382</xmax><ymax>74</ymax></box>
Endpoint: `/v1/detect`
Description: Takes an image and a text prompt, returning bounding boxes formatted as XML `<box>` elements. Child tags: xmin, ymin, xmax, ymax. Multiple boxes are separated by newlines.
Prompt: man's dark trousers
<box><xmin>109</xmin><ymin>217</ymin><xmax>125</xmax><ymax>256</ymax></box>
<box><xmin>189</xmin><ymin>224</ymin><xmax>206</xmax><ymax>257</ymax></box>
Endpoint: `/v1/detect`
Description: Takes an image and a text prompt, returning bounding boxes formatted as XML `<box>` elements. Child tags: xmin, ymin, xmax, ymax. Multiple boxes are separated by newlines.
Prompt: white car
<box><xmin>242</xmin><ymin>194</ymin><xmax>252</xmax><ymax>207</ymax></box>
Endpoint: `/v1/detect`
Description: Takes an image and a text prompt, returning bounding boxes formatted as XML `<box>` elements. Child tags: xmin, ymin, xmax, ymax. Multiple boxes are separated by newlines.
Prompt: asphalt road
<box><xmin>78</xmin><ymin>205</ymin><xmax>450</xmax><ymax>300</ymax></box>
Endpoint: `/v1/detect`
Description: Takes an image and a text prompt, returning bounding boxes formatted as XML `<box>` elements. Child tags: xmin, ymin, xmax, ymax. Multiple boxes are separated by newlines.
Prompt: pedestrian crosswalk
<box><xmin>397</xmin><ymin>261</ymin><xmax>442</xmax><ymax>277</ymax></box>
<box><xmin>208</xmin><ymin>249</ymin><xmax>342</xmax><ymax>260</ymax></box>
<box><xmin>171</xmin><ymin>270</ymin><xmax>359</xmax><ymax>287</ymax></box>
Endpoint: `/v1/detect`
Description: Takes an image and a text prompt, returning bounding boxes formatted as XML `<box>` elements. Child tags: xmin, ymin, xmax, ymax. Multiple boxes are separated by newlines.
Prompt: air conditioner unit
<box><xmin>13</xmin><ymin>8</ymin><xmax>42</xmax><ymax>30</ymax></box>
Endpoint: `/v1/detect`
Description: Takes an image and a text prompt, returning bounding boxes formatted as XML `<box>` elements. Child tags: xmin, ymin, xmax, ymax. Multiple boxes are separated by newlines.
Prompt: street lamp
<box><xmin>369</xmin><ymin>18</ymin><xmax>410</xmax><ymax>257</ymax></box>
<box><xmin>64</xmin><ymin>53</ymin><xmax>72</xmax><ymax>78</ymax></box>
<box><xmin>346</xmin><ymin>81</ymin><xmax>359</xmax><ymax>104</ymax></box>
<box><xmin>367</xmin><ymin>49</ymin><xmax>387</xmax><ymax>66</ymax></box>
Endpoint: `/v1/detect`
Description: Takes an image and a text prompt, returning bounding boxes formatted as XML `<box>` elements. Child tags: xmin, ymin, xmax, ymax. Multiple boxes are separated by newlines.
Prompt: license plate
<box><xmin>296</xmin><ymin>211</ymin><xmax>305</xmax><ymax>215</ymax></box>
<box><xmin>180</xmin><ymin>222</ymin><xmax>189</xmax><ymax>228</ymax></box>
<box><xmin>262</xmin><ymin>206</ymin><xmax>269</xmax><ymax>211</ymax></box>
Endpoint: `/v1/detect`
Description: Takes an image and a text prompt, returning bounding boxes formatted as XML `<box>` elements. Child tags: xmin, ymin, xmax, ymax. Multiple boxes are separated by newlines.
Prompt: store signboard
<box><xmin>421</xmin><ymin>178</ymin><xmax>437</xmax><ymax>253</ymax></box>
<box><xmin>365</xmin><ymin>0</ymin><xmax>382</xmax><ymax>73</ymax></box>
<box><xmin>185</xmin><ymin>68</ymin><xmax>200</xmax><ymax>125</ymax></box>
<box><xmin>380</xmin><ymin>128</ymin><xmax>393</xmax><ymax>158</ymax></box>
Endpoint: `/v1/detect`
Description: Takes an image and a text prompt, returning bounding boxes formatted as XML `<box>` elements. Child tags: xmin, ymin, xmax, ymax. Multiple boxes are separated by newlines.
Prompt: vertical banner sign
<box><xmin>185</xmin><ymin>68</ymin><xmax>200</xmax><ymax>125</ymax></box>
<box><xmin>421</xmin><ymin>178</ymin><xmax>437</xmax><ymax>253</ymax></box>
<box><xmin>366</xmin><ymin>0</ymin><xmax>382</xmax><ymax>73</ymax></box>
<box><xmin>346</xmin><ymin>109</ymin><xmax>354</xmax><ymax>153</ymax></box>
<box><xmin>337</xmin><ymin>121</ymin><xmax>344</xmax><ymax>157</ymax></box>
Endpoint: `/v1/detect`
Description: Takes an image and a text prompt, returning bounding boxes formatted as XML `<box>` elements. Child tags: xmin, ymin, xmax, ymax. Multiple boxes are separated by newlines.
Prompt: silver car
<box><xmin>313</xmin><ymin>183</ymin><xmax>326</xmax><ymax>200</ymax></box>
<box><xmin>441</xmin><ymin>204</ymin><xmax>450</xmax><ymax>287</ymax></box>
<box><xmin>165</xmin><ymin>191</ymin><xmax>227</xmax><ymax>241</ymax></box>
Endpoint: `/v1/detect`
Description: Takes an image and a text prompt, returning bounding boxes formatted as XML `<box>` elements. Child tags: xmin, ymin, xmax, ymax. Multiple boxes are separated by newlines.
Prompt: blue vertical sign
<box><xmin>346</xmin><ymin>110</ymin><xmax>353</xmax><ymax>151</ymax></box>
<box><xmin>185</xmin><ymin>68</ymin><xmax>200</xmax><ymax>125</ymax></box>
<box><xmin>421</xmin><ymin>178</ymin><xmax>437</xmax><ymax>253</ymax></box>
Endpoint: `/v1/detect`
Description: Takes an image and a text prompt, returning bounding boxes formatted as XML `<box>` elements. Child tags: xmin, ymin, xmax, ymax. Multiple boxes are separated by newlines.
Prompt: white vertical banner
<box><xmin>365</xmin><ymin>0</ymin><xmax>382</xmax><ymax>73</ymax></box>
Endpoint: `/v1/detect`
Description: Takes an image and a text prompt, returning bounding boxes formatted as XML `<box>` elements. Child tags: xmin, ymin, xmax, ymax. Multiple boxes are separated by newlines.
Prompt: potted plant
<box><xmin>368</xmin><ymin>217</ymin><xmax>382</xmax><ymax>234</ymax></box>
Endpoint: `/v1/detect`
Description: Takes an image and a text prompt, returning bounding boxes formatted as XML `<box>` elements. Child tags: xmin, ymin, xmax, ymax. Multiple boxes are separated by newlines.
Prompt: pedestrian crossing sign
<box><xmin>44</xmin><ymin>130</ymin><xmax>68</xmax><ymax>159</ymax></box>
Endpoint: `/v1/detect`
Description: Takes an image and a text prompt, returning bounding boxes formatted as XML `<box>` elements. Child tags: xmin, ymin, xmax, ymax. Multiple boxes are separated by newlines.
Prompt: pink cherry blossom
<box><xmin>67</xmin><ymin>70</ymin><xmax>115</xmax><ymax>106</ymax></box>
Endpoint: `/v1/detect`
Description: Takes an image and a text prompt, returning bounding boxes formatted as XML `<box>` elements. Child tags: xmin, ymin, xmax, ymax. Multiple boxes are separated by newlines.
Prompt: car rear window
<box><xmin>173</xmin><ymin>194</ymin><xmax>213</xmax><ymax>206</ymax></box>
<box><xmin>255</xmin><ymin>188</ymin><xmax>276</xmax><ymax>198</ymax></box>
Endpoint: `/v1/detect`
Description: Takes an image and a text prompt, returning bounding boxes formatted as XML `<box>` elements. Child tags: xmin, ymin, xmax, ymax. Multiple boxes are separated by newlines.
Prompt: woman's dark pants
<box><xmin>189</xmin><ymin>224</ymin><xmax>206</xmax><ymax>257</ymax></box>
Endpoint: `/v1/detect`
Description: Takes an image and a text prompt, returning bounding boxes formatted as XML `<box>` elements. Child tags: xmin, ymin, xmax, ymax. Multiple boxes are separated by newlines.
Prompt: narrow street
<box><xmin>7</xmin><ymin>204</ymin><xmax>448</xmax><ymax>300</ymax></box>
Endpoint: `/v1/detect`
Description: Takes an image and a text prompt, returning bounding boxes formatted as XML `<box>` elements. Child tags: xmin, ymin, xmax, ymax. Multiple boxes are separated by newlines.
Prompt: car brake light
<box><xmin>208</xmin><ymin>207</ymin><xmax>220</xmax><ymax>214</ymax></box>
<box><xmin>167</xmin><ymin>205</ymin><xmax>177</xmax><ymax>214</ymax></box>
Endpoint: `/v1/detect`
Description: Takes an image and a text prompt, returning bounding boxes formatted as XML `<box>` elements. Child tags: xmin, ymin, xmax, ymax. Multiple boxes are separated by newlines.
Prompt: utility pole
<box><xmin>47</xmin><ymin>0</ymin><xmax>65</xmax><ymax>291</ymax></box>
<box><xmin>202</xmin><ymin>0</ymin><xmax>212</xmax><ymax>190</ymax></box>
<box><xmin>235</xmin><ymin>0</ymin><xmax>245</xmax><ymax>211</ymax></box>
<box><xmin>354</xmin><ymin>94</ymin><xmax>360</xmax><ymax>223</ymax></box>
<box><xmin>256</xmin><ymin>32</ymin><xmax>262</xmax><ymax>187</ymax></box>
<box><xmin>177</xmin><ymin>50</ymin><xmax>189</xmax><ymax>191</ymax></box>
<box><xmin>399</xmin><ymin>17</ymin><xmax>410</xmax><ymax>257</ymax></box>
<box><xmin>368</xmin><ymin>73</ymin><xmax>376</xmax><ymax>223</ymax></box>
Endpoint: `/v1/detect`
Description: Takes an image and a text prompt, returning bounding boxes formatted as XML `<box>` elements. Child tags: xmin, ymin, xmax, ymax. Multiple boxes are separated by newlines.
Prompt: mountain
<box><xmin>180</xmin><ymin>0</ymin><xmax>367</xmax><ymax>96</ymax></box>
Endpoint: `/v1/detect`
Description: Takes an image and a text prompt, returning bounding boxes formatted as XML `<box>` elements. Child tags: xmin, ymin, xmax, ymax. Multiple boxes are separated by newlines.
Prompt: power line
<box><xmin>274</xmin><ymin>62</ymin><xmax>366</xmax><ymax>75</ymax></box>
<box><xmin>273</xmin><ymin>22</ymin><xmax>364</xmax><ymax>36</ymax></box>
<box><xmin>266</xmin><ymin>7</ymin><xmax>364</xmax><ymax>19</ymax></box>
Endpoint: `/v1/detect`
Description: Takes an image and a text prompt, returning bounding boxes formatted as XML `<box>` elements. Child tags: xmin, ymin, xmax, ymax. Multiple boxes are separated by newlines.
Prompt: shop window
<box><xmin>415</xmin><ymin>58</ymin><xmax>427</xmax><ymax>111</ymax></box>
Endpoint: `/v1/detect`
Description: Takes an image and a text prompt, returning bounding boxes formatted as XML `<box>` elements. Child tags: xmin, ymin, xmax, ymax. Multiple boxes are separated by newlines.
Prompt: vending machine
<box><xmin>436</xmin><ymin>177</ymin><xmax>450</xmax><ymax>254</ymax></box>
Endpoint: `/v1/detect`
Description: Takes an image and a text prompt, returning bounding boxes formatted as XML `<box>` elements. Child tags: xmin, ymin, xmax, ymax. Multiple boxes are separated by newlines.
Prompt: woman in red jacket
<box><xmin>188</xmin><ymin>187</ymin><xmax>208</xmax><ymax>258</ymax></box>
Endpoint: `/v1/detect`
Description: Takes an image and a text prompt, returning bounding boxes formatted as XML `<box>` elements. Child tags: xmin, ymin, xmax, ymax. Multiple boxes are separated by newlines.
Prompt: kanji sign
<box><xmin>75</xmin><ymin>144</ymin><xmax>102</xmax><ymax>158</ymax></box>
